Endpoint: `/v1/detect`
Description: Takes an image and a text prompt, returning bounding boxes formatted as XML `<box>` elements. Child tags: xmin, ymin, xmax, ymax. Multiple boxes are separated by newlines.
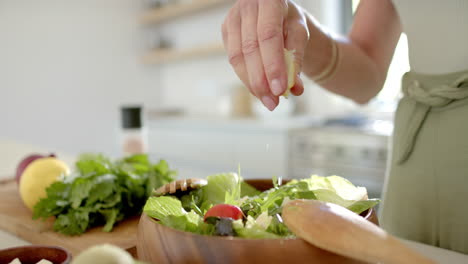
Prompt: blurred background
<box><xmin>0</xmin><ymin>0</ymin><xmax>410</xmax><ymax>199</ymax></box>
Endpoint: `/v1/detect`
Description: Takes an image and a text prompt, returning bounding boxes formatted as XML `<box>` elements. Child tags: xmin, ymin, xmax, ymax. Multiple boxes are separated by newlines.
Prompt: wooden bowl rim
<box><xmin>141</xmin><ymin>178</ymin><xmax>376</xmax><ymax>242</ymax></box>
<box><xmin>0</xmin><ymin>245</ymin><xmax>72</xmax><ymax>264</ymax></box>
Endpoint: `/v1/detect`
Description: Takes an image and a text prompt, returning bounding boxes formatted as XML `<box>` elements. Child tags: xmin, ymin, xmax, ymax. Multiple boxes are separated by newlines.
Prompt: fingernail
<box><xmin>271</xmin><ymin>79</ymin><xmax>283</xmax><ymax>96</ymax></box>
<box><xmin>261</xmin><ymin>96</ymin><xmax>276</xmax><ymax>111</ymax></box>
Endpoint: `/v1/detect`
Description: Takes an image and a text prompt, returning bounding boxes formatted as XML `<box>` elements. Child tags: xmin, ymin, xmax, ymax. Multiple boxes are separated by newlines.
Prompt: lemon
<box><xmin>19</xmin><ymin>157</ymin><xmax>70</xmax><ymax>211</ymax></box>
<box><xmin>282</xmin><ymin>48</ymin><xmax>296</xmax><ymax>98</ymax></box>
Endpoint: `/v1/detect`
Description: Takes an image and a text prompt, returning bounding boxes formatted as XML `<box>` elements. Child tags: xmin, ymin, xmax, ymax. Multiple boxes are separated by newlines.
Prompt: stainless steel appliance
<box><xmin>289</xmin><ymin>125</ymin><xmax>390</xmax><ymax>198</ymax></box>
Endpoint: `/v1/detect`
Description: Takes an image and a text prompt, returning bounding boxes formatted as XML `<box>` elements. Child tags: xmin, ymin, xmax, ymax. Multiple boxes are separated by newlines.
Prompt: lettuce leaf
<box><xmin>144</xmin><ymin>196</ymin><xmax>214</xmax><ymax>235</ymax></box>
<box><xmin>159</xmin><ymin>211</ymin><xmax>202</xmax><ymax>234</ymax></box>
<box><xmin>234</xmin><ymin>225</ymin><xmax>281</xmax><ymax>239</ymax></box>
<box><xmin>240</xmin><ymin>175</ymin><xmax>378</xmax><ymax>220</ymax></box>
<box><xmin>240</xmin><ymin>180</ymin><xmax>316</xmax><ymax>218</ymax></box>
<box><xmin>232</xmin><ymin>215</ymin><xmax>280</xmax><ymax>239</ymax></box>
<box><xmin>144</xmin><ymin>196</ymin><xmax>186</xmax><ymax>220</ymax></box>
<box><xmin>199</xmin><ymin>173</ymin><xmax>241</xmax><ymax>212</ymax></box>
<box><xmin>303</xmin><ymin>175</ymin><xmax>368</xmax><ymax>201</ymax></box>
<box><xmin>347</xmin><ymin>199</ymin><xmax>380</xmax><ymax>214</ymax></box>
<box><xmin>240</xmin><ymin>181</ymin><xmax>261</xmax><ymax>197</ymax></box>
<box><xmin>297</xmin><ymin>175</ymin><xmax>376</xmax><ymax>214</ymax></box>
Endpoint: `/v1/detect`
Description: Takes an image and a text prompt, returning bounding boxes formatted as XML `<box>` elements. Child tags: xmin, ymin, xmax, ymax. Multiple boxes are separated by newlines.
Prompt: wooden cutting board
<box><xmin>0</xmin><ymin>178</ymin><xmax>139</xmax><ymax>257</ymax></box>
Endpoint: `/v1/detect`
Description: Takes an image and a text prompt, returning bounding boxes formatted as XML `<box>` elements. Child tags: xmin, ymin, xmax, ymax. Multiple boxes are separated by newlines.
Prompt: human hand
<box><xmin>222</xmin><ymin>0</ymin><xmax>309</xmax><ymax>111</ymax></box>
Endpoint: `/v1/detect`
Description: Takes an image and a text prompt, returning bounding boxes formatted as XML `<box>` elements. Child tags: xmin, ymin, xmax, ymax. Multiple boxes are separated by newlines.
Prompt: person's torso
<box><xmin>391</xmin><ymin>0</ymin><xmax>468</xmax><ymax>74</ymax></box>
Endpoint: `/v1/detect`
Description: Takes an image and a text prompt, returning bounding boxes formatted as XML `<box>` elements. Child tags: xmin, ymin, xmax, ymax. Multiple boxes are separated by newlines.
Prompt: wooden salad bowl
<box><xmin>136</xmin><ymin>179</ymin><xmax>379</xmax><ymax>264</ymax></box>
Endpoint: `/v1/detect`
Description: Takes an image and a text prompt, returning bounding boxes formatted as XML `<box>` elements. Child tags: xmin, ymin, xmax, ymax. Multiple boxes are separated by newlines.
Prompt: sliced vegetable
<box><xmin>203</xmin><ymin>204</ymin><xmax>243</xmax><ymax>221</ymax></box>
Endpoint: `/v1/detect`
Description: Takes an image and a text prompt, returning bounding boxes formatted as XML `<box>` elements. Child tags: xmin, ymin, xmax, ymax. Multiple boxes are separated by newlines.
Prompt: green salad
<box><xmin>143</xmin><ymin>173</ymin><xmax>380</xmax><ymax>239</ymax></box>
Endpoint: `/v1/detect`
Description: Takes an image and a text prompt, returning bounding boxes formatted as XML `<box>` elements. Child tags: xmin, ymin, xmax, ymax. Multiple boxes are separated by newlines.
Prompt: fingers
<box><xmin>239</xmin><ymin>0</ymin><xmax>278</xmax><ymax>111</ymax></box>
<box><xmin>290</xmin><ymin>74</ymin><xmax>304</xmax><ymax>96</ymax></box>
<box><xmin>223</xmin><ymin>0</ymin><xmax>309</xmax><ymax>111</ymax></box>
<box><xmin>284</xmin><ymin>3</ymin><xmax>309</xmax><ymax>96</ymax></box>
<box><xmin>257</xmin><ymin>0</ymin><xmax>288</xmax><ymax>97</ymax></box>
<box><xmin>223</xmin><ymin>3</ymin><xmax>250</xmax><ymax>91</ymax></box>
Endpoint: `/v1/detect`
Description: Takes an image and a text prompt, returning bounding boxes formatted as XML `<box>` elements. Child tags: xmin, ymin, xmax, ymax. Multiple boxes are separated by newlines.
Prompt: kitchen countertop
<box><xmin>1</xmin><ymin>139</ymin><xmax>467</xmax><ymax>263</ymax></box>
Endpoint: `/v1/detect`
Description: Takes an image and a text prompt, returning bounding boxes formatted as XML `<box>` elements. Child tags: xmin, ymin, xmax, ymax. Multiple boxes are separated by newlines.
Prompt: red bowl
<box><xmin>0</xmin><ymin>245</ymin><xmax>71</xmax><ymax>264</ymax></box>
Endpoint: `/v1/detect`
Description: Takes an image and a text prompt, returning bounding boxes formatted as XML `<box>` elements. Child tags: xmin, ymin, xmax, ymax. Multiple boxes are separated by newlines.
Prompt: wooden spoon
<box><xmin>282</xmin><ymin>199</ymin><xmax>436</xmax><ymax>264</ymax></box>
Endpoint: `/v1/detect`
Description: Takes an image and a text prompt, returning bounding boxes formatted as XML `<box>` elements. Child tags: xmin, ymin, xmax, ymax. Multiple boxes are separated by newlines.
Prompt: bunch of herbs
<box><xmin>33</xmin><ymin>154</ymin><xmax>176</xmax><ymax>235</ymax></box>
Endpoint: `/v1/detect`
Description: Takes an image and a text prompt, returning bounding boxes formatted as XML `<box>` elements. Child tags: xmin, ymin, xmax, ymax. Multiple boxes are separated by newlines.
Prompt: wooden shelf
<box><xmin>141</xmin><ymin>0</ymin><xmax>232</xmax><ymax>25</ymax></box>
<box><xmin>142</xmin><ymin>42</ymin><xmax>225</xmax><ymax>64</ymax></box>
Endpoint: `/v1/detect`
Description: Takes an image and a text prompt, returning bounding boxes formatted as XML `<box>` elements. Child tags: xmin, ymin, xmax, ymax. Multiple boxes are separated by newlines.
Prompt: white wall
<box><xmin>0</xmin><ymin>0</ymin><xmax>160</xmax><ymax>156</ymax></box>
<box><xmin>0</xmin><ymin>0</ymin><xmax>361</xmax><ymax>156</ymax></box>
<box><xmin>155</xmin><ymin>5</ymin><xmax>238</xmax><ymax>116</ymax></box>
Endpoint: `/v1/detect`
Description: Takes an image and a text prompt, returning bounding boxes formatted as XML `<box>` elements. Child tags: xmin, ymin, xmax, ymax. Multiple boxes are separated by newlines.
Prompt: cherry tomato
<box><xmin>204</xmin><ymin>204</ymin><xmax>244</xmax><ymax>221</ymax></box>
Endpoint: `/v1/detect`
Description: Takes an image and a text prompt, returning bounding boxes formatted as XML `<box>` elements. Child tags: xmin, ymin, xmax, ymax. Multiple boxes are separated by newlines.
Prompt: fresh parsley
<box><xmin>33</xmin><ymin>153</ymin><xmax>176</xmax><ymax>235</ymax></box>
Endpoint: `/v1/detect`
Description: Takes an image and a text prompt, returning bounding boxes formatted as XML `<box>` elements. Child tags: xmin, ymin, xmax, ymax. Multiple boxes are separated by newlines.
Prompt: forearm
<box><xmin>301</xmin><ymin>0</ymin><xmax>401</xmax><ymax>104</ymax></box>
<box><xmin>302</xmin><ymin>16</ymin><xmax>384</xmax><ymax>104</ymax></box>
<box><xmin>323</xmin><ymin>40</ymin><xmax>384</xmax><ymax>104</ymax></box>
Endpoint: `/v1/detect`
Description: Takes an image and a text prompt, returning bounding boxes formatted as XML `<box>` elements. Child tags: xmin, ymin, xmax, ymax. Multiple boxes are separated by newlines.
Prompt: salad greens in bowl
<box><xmin>142</xmin><ymin>173</ymin><xmax>379</xmax><ymax>239</ymax></box>
<box><xmin>137</xmin><ymin>173</ymin><xmax>380</xmax><ymax>264</ymax></box>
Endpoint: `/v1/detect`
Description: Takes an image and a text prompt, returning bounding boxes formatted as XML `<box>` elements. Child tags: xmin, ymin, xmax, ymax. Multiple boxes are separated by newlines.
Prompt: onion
<box><xmin>15</xmin><ymin>153</ymin><xmax>56</xmax><ymax>184</ymax></box>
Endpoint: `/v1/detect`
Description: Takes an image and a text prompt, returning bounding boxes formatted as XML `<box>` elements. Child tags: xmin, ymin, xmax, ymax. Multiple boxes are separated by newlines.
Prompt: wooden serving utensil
<box><xmin>282</xmin><ymin>199</ymin><xmax>436</xmax><ymax>264</ymax></box>
<box><xmin>152</xmin><ymin>178</ymin><xmax>207</xmax><ymax>196</ymax></box>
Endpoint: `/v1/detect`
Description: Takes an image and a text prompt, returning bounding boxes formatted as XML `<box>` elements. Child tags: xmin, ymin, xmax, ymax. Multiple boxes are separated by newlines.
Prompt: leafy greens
<box><xmin>33</xmin><ymin>153</ymin><xmax>176</xmax><ymax>235</ymax></box>
<box><xmin>143</xmin><ymin>173</ymin><xmax>379</xmax><ymax>239</ymax></box>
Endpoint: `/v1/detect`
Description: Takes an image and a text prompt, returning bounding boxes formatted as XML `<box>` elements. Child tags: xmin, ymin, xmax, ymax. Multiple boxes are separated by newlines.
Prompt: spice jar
<box><xmin>120</xmin><ymin>106</ymin><xmax>147</xmax><ymax>155</ymax></box>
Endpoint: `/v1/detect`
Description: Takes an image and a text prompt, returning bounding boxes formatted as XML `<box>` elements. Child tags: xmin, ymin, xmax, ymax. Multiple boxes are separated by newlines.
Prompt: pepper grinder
<box><xmin>120</xmin><ymin>106</ymin><xmax>148</xmax><ymax>156</ymax></box>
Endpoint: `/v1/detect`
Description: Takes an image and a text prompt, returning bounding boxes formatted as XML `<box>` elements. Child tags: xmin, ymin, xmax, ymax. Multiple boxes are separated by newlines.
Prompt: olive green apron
<box><xmin>380</xmin><ymin>70</ymin><xmax>468</xmax><ymax>254</ymax></box>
